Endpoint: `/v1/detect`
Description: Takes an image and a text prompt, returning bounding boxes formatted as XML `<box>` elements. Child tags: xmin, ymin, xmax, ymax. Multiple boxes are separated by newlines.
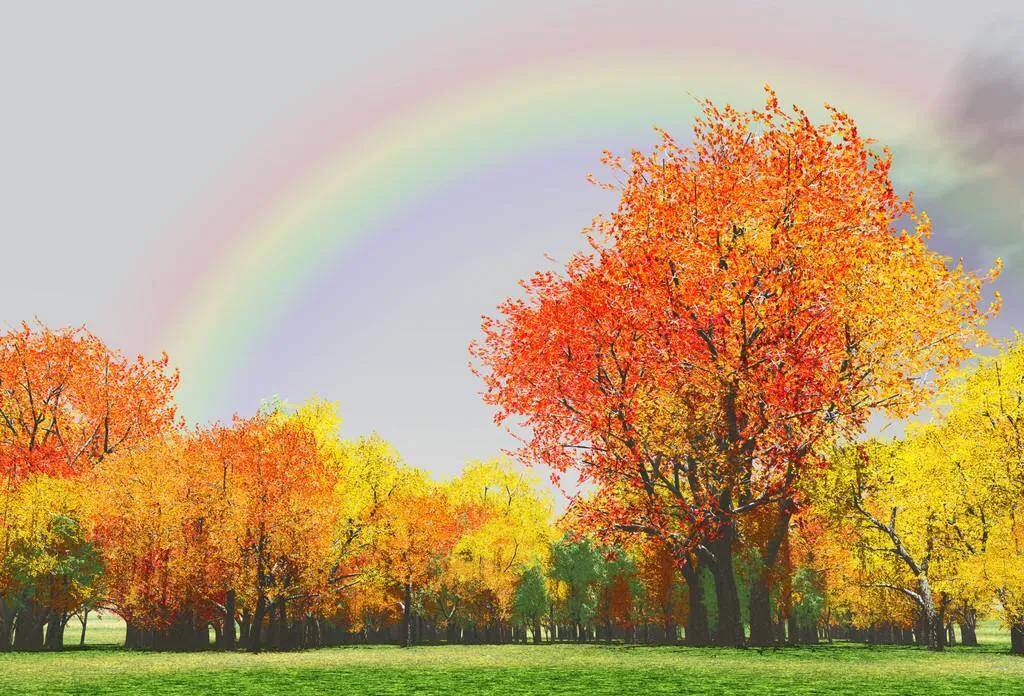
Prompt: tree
<box><xmin>88</xmin><ymin>434</ymin><xmax>220</xmax><ymax>651</ymax></box>
<box><xmin>512</xmin><ymin>565</ymin><xmax>549</xmax><ymax>644</ymax></box>
<box><xmin>819</xmin><ymin>435</ymin><xmax>983</xmax><ymax>651</ymax></box>
<box><xmin>202</xmin><ymin>411</ymin><xmax>337</xmax><ymax>653</ymax></box>
<box><xmin>0</xmin><ymin>322</ymin><xmax>178</xmax><ymax>650</ymax></box>
<box><xmin>0</xmin><ymin>474</ymin><xmax>102</xmax><ymax>651</ymax></box>
<box><xmin>371</xmin><ymin>471</ymin><xmax>477</xmax><ymax>647</ymax></box>
<box><xmin>633</xmin><ymin>538</ymin><xmax>688</xmax><ymax>645</ymax></box>
<box><xmin>929</xmin><ymin>339</ymin><xmax>1024</xmax><ymax>653</ymax></box>
<box><xmin>443</xmin><ymin>459</ymin><xmax>554</xmax><ymax>641</ymax></box>
<box><xmin>549</xmin><ymin>537</ymin><xmax>606</xmax><ymax>642</ymax></box>
<box><xmin>473</xmin><ymin>88</ymin><xmax>995</xmax><ymax>645</ymax></box>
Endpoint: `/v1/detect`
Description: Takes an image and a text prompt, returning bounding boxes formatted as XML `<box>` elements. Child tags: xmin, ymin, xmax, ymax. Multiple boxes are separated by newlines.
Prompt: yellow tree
<box><xmin>88</xmin><ymin>434</ymin><xmax>220</xmax><ymax>650</ymax></box>
<box><xmin>933</xmin><ymin>339</ymin><xmax>1024</xmax><ymax>653</ymax></box>
<box><xmin>443</xmin><ymin>459</ymin><xmax>555</xmax><ymax>641</ymax></box>
<box><xmin>819</xmin><ymin>432</ymin><xmax>987</xmax><ymax>650</ymax></box>
<box><xmin>1</xmin><ymin>474</ymin><xmax>102</xmax><ymax>650</ymax></box>
<box><xmin>369</xmin><ymin>468</ymin><xmax>474</xmax><ymax>647</ymax></box>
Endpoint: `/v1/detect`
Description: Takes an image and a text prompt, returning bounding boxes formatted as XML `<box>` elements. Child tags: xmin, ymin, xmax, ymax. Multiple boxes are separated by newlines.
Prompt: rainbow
<box><xmin>154</xmin><ymin>37</ymin><xmax>1013</xmax><ymax>423</ymax></box>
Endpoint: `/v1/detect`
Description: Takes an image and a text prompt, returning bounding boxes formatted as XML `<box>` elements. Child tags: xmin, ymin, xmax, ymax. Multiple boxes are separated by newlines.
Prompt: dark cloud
<box><xmin>926</xmin><ymin>24</ymin><xmax>1024</xmax><ymax>304</ymax></box>
<box><xmin>944</xmin><ymin>26</ymin><xmax>1024</xmax><ymax>180</ymax></box>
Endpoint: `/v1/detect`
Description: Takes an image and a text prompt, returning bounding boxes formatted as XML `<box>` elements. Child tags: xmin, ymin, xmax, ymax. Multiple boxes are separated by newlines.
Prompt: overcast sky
<box><xmin>1</xmin><ymin>2</ymin><xmax>1021</xmax><ymax>500</ymax></box>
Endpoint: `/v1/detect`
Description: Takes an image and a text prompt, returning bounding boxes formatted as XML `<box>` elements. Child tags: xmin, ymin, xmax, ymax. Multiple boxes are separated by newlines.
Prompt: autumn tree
<box><xmin>0</xmin><ymin>322</ymin><xmax>178</xmax><ymax>650</ymax></box>
<box><xmin>201</xmin><ymin>408</ymin><xmax>339</xmax><ymax>653</ymax></box>
<box><xmin>88</xmin><ymin>434</ymin><xmax>221</xmax><ymax>650</ymax></box>
<box><xmin>370</xmin><ymin>470</ymin><xmax>479</xmax><ymax>647</ymax></box>
<box><xmin>928</xmin><ymin>339</ymin><xmax>1024</xmax><ymax>653</ymax></box>
<box><xmin>473</xmin><ymin>89</ymin><xmax>994</xmax><ymax>645</ymax></box>
<box><xmin>442</xmin><ymin>459</ymin><xmax>554</xmax><ymax>642</ymax></box>
<box><xmin>818</xmin><ymin>433</ymin><xmax>990</xmax><ymax>650</ymax></box>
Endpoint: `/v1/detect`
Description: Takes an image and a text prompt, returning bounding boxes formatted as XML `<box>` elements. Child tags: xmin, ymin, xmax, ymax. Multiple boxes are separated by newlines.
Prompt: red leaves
<box><xmin>473</xmin><ymin>90</ymin><xmax>992</xmax><ymax>558</ymax></box>
<box><xmin>0</xmin><ymin>321</ymin><xmax>179</xmax><ymax>484</ymax></box>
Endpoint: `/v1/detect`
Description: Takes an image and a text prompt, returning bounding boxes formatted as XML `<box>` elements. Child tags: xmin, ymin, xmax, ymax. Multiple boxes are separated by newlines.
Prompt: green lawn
<box><xmin>1</xmin><ymin>620</ymin><xmax>1022</xmax><ymax>695</ymax></box>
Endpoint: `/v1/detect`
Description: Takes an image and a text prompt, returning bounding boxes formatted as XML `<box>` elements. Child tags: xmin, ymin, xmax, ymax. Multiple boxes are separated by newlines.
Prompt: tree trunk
<box><xmin>239</xmin><ymin>607</ymin><xmax>251</xmax><ymax>649</ymax></box>
<box><xmin>79</xmin><ymin>609</ymin><xmax>89</xmax><ymax>648</ymax></box>
<box><xmin>749</xmin><ymin>504</ymin><xmax>793</xmax><ymax>647</ymax></box>
<box><xmin>402</xmin><ymin>581</ymin><xmax>414</xmax><ymax>648</ymax></box>
<box><xmin>0</xmin><ymin>600</ymin><xmax>15</xmax><ymax>652</ymax></box>
<box><xmin>959</xmin><ymin>605</ymin><xmax>978</xmax><ymax>647</ymax></box>
<box><xmin>748</xmin><ymin>579</ymin><xmax>773</xmax><ymax>647</ymax></box>
<box><xmin>533</xmin><ymin>618</ymin><xmax>542</xmax><ymax>644</ymax></box>
<box><xmin>13</xmin><ymin>604</ymin><xmax>45</xmax><ymax>651</ymax></box>
<box><xmin>222</xmin><ymin>589</ymin><xmax>237</xmax><ymax>651</ymax></box>
<box><xmin>1012</xmin><ymin>622</ymin><xmax>1024</xmax><ymax>655</ymax></box>
<box><xmin>787</xmin><ymin>613</ymin><xmax>800</xmax><ymax>645</ymax></box>
<box><xmin>43</xmin><ymin>612</ymin><xmax>67</xmax><ymax>651</ymax></box>
<box><xmin>705</xmin><ymin>532</ymin><xmax>743</xmax><ymax>647</ymax></box>
<box><xmin>662</xmin><ymin>612</ymin><xmax>676</xmax><ymax>645</ymax></box>
<box><xmin>917</xmin><ymin>577</ymin><xmax>944</xmax><ymax>651</ymax></box>
<box><xmin>249</xmin><ymin>593</ymin><xmax>267</xmax><ymax>654</ymax></box>
<box><xmin>681</xmin><ymin>561</ymin><xmax>710</xmax><ymax>646</ymax></box>
<box><xmin>125</xmin><ymin>622</ymin><xmax>140</xmax><ymax>649</ymax></box>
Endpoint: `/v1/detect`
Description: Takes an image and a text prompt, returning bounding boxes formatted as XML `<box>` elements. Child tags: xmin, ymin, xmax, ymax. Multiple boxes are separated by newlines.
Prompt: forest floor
<box><xmin>2</xmin><ymin>615</ymin><xmax>1024</xmax><ymax>695</ymax></box>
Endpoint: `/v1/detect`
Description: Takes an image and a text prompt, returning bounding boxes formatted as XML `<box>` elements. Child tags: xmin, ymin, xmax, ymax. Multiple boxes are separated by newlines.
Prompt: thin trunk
<box><xmin>402</xmin><ymin>581</ymin><xmax>414</xmax><ymax>648</ymax></box>
<box><xmin>79</xmin><ymin>609</ymin><xmax>88</xmax><ymax>648</ymax></box>
<box><xmin>223</xmin><ymin>589</ymin><xmax>237</xmax><ymax>651</ymax></box>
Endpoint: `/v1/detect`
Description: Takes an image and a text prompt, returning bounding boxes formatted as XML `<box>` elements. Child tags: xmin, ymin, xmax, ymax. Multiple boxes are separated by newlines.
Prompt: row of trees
<box><xmin>3</xmin><ymin>328</ymin><xmax>1023</xmax><ymax>653</ymax></box>
<box><xmin>815</xmin><ymin>341</ymin><xmax>1024</xmax><ymax>652</ymax></box>
<box><xmin>3</xmin><ymin>89</ymin><xmax>1021</xmax><ymax>654</ymax></box>
<box><xmin>0</xmin><ymin>326</ymin><xmax>562</xmax><ymax>651</ymax></box>
<box><xmin>0</xmin><ymin>319</ymin><xmax>805</xmax><ymax>653</ymax></box>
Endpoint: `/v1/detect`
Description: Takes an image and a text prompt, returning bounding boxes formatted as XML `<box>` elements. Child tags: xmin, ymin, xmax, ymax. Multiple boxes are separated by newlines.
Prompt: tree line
<box><xmin>3</xmin><ymin>88</ymin><xmax>1022</xmax><ymax>654</ymax></box>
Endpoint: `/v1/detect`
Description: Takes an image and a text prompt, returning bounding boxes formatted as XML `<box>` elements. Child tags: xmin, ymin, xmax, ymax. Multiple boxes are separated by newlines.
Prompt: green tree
<box><xmin>512</xmin><ymin>565</ymin><xmax>549</xmax><ymax>644</ymax></box>
<box><xmin>550</xmin><ymin>538</ymin><xmax>606</xmax><ymax>642</ymax></box>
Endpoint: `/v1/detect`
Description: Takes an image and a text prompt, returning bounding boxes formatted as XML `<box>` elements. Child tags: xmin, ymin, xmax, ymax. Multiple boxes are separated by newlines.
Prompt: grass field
<box><xmin>1</xmin><ymin>618</ymin><xmax>1022</xmax><ymax>695</ymax></box>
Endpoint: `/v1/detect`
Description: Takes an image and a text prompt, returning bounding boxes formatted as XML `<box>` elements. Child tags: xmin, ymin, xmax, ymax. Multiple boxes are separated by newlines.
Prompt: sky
<box><xmin>1</xmin><ymin>2</ymin><xmax>1021</xmax><ymax>496</ymax></box>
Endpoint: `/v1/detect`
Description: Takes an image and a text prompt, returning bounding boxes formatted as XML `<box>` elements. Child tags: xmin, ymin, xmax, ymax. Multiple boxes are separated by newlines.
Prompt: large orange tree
<box><xmin>473</xmin><ymin>89</ymin><xmax>995</xmax><ymax>645</ymax></box>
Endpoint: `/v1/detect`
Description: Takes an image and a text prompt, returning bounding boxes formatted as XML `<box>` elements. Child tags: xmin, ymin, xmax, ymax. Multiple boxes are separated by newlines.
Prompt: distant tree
<box><xmin>549</xmin><ymin>538</ymin><xmax>606</xmax><ymax>642</ymax></box>
<box><xmin>512</xmin><ymin>565</ymin><xmax>549</xmax><ymax>644</ymax></box>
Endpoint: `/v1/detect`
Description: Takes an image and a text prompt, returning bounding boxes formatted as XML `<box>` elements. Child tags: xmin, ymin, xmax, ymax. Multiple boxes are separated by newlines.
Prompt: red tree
<box><xmin>473</xmin><ymin>90</ymin><xmax>994</xmax><ymax>644</ymax></box>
